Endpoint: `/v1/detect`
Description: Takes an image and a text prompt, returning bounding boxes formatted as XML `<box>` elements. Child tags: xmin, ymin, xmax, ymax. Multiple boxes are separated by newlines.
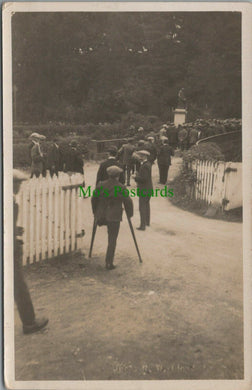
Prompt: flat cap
<box><xmin>160</xmin><ymin>136</ymin><xmax>168</xmax><ymax>140</ymax></box>
<box><xmin>70</xmin><ymin>140</ymin><xmax>78</xmax><ymax>147</ymax></box>
<box><xmin>13</xmin><ymin>169</ymin><xmax>29</xmax><ymax>182</ymax></box>
<box><xmin>138</xmin><ymin>127</ymin><xmax>144</xmax><ymax>132</ymax></box>
<box><xmin>147</xmin><ymin>136</ymin><xmax>154</xmax><ymax>140</ymax></box>
<box><xmin>106</xmin><ymin>165</ymin><xmax>123</xmax><ymax>176</ymax></box>
<box><xmin>137</xmin><ymin>150</ymin><xmax>150</xmax><ymax>156</ymax></box>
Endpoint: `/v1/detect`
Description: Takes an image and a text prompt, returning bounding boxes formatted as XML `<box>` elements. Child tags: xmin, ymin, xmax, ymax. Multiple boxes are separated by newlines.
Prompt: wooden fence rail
<box><xmin>189</xmin><ymin>160</ymin><xmax>242</xmax><ymax>210</ymax></box>
<box><xmin>16</xmin><ymin>172</ymin><xmax>86</xmax><ymax>265</ymax></box>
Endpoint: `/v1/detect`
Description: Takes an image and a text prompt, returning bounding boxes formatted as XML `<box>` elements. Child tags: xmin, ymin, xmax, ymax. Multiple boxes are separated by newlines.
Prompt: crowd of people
<box><xmin>28</xmin><ymin>132</ymin><xmax>84</xmax><ymax>178</ymax></box>
<box><xmin>28</xmin><ymin>117</ymin><xmax>241</xmax><ymax>179</ymax></box>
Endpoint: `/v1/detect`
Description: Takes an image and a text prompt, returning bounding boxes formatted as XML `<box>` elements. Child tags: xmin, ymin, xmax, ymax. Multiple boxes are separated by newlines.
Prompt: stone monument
<box><xmin>174</xmin><ymin>88</ymin><xmax>187</xmax><ymax>127</ymax></box>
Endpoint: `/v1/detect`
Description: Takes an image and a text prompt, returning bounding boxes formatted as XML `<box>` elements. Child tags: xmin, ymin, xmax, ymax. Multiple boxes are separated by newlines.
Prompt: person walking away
<box><xmin>29</xmin><ymin>133</ymin><xmax>44</xmax><ymax>178</ymax></box>
<box><xmin>65</xmin><ymin>140</ymin><xmax>84</xmax><ymax>175</ymax></box>
<box><xmin>96</xmin><ymin>145</ymin><xmax>125</xmax><ymax>185</ymax></box>
<box><xmin>132</xmin><ymin>140</ymin><xmax>145</xmax><ymax>173</ymax></box>
<box><xmin>188</xmin><ymin>127</ymin><xmax>199</xmax><ymax>148</ymax></box>
<box><xmin>91</xmin><ymin>166</ymin><xmax>133</xmax><ymax>270</ymax></box>
<box><xmin>178</xmin><ymin>125</ymin><xmax>188</xmax><ymax>151</ymax></box>
<box><xmin>159</xmin><ymin>124</ymin><xmax>168</xmax><ymax>138</ymax></box>
<box><xmin>167</xmin><ymin>124</ymin><xmax>178</xmax><ymax>149</ymax></box>
<box><xmin>157</xmin><ymin>138</ymin><xmax>174</xmax><ymax>184</ymax></box>
<box><xmin>13</xmin><ymin>169</ymin><xmax>49</xmax><ymax>334</ymax></box>
<box><xmin>133</xmin><ymin>150</ymin><xmax>153</xmax><ymax>231</ymax></box>
<box><xmin>118</xmin><ymin>138</ymin><xmax>135</xmax><ymax>186</ymax></box>
<box><xmin>144</xmin><ymin>137</ymin><xmax>157</xmax><ymax>164</ymax></box>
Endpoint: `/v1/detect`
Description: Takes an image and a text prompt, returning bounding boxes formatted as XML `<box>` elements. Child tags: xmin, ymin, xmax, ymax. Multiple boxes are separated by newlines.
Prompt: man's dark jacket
<box><xmin>157</xmin><ymin>145</ymin><xmax>174</xmax><ymax>166</ymax></box>
<box><xmin>134</xmin><ymin>161</ymin><xmax>153</xmax><ymax>191</ymax></box>
<box><xmin>92</xmin><ymin>178</ymin><xmax>133</xmax><ymax>226</ymax></box>
<box><xmin>46</xmin><ymin>143</ymin><xmax>62</xmax><ymax>172</ymax></box>
<box><xmin>65</xmin><ymin>147</ymin><xmax>84</xmax><ymax>174</ymax></box>
<box><xmin>96</xmin><ymin>158</ymin><xmax>124</xmax><ymax>185</ymax></box>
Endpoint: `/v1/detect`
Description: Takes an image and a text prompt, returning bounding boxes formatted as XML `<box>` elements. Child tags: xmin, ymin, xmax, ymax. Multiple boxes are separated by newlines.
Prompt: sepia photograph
<box><xmin>3</xmin><ymin>2</ymin><xmax>252</xmax><ymax>389</ymax></box>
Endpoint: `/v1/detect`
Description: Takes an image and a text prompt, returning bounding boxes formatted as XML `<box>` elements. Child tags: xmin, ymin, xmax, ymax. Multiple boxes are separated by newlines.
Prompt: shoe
<box><xmin>23</xmin><ymin>317</ymin><xmax>49</xmax><ymax>335</ymax></box>
<box><xmin>136</xmin><ymin>227</ymin><xmax>145</xmax><ymax>231</ymax></box>
<box><xmin>107</xmin><ymin>264</ymin><xmax>116</xmax><ymax>270</ymax></box>
<box><xmin>127</xmin><ymin>184</ymin><xmax>130</xmax><ymax>187</ymax></box>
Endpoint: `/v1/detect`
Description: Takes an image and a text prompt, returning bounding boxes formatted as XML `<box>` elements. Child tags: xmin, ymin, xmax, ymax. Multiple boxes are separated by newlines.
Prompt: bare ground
<box><xmin>15</xmin><ymin>158</ymin><xmax>243</xmax><ymax>380</ymax></box>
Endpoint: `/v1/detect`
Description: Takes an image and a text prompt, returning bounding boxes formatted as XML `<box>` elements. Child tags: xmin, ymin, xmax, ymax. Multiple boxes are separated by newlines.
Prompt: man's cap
<box><xmin>160</xmin><ymin>136</ymin><xmax>168</xmax><ymax>140</ymax></box>
<box><xmin>13</xmin><ymin>169</ymin><xmax>29</xmax><ymax>182</ymax></box>
<box><xmin>137</xmin><ymin>150</ymin><xmax>150</xmax><ymax>157</ymax></box>
<box><xmin>162</xmin><ymin>124</ymin><xmax>168</xmax><ymax>129</ymax></box>
<box><xmin>106</xmin><ymin>145</ymin><xmax>118</xmax><ymax>153</ymax></box>
<box><xmin>147</xmin><ymin>136</ymin><xmax>154</xmax><ymax>140</ymax></box>
<box><xmin>69</xmin><ymin>140</ymin><xmax>78</xmax><ymax>147</ymax></box>
<box><xmin>138</xmin><ymin>127</ymin><xmax>144</xmax><ymax>132</ymax></box>
<box><xmin>138</xmin><ymin>140</ymin><xmax>145</xmax><ymax>145</ymax></box>
<box><xmin>106</xmin><ymin>165</ymin><xmax>123</xmax><ymax>176</ymax></box>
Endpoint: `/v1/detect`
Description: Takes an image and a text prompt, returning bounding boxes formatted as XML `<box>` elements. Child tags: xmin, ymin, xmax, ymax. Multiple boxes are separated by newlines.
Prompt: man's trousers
<box><xmin>105</xmin><ymin>221</ymin><xmax>120</xmax><ymax>266</ymax></box>
<box><xmin>123</xmin><ymin>164</ymin><xmax>132</xmax><ymax>186</ymax></box>
<box><xmin>158</xmin><ymin>163</ymin><xmax>170</xmax><ymax>184</ymax></box>
<box><xmin>139</xmin><ymin>196</ymin><xmax>151</xmax><ymax>228</ymax></box>
<box><xmin>14</xmin><ymin>247</ymin><xmax>35</xmax><ymax>326</ymax></box>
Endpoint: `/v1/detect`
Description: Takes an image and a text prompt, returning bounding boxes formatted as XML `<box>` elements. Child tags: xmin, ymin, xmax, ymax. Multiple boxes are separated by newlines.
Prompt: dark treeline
<box><xmin>12</xmin><ymin>12</ymin><xmax>241</xmax><ymax>124</ymax></box>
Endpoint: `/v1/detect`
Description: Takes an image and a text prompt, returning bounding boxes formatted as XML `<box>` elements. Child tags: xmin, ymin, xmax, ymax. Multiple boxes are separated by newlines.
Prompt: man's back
<box><xmin>135</xmin><ymin>161</ymin><xmax>153</xmax><ymax>190</ymax></box>
<box><xmin>92</xmin><ymin>178</ymin><xmax>133</xmax><ymax>223</ymax></box>
<box><xmin>119</xmin><ymin>143</ymin><xmax>135</xmax><ymax>165</ymax></box>
<box><xmin>157</xmin><ymin>144</ymin><xmax>173</xmax><ymax>165</ymax></box>
<box><xmin>96</xmin><ymin>159</ymin><xmax>124</xmax><ymax>185</ymax></box>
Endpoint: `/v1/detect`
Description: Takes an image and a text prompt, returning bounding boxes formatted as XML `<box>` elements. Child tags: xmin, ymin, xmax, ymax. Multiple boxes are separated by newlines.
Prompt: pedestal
<box><xmin>174</xmin><ymin>108</ymin><xmax>187</xmax><ymax>127</ymax></box>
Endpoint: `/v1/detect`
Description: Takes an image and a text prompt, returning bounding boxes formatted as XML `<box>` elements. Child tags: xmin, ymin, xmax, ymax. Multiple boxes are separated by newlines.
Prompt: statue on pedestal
<box><xmin>178</xmin><ymin>88</ymin><xmax>187</xmax><ymax>109</ymax></box>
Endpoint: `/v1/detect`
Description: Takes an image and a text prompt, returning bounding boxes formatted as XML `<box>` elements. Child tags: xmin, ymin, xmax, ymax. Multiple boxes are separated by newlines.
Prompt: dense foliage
<box><xmin>12</xmin><ymin>12</ymin><xmax>241</xmax><ymax>124</ymax></box>
<box><xmin>183</xmin><ymin>143</ymin><xmax>225</xmax><ymax>163</ymax></box>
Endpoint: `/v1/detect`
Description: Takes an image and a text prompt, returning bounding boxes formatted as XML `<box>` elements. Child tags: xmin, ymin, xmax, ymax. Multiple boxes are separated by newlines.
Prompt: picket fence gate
<box><xmin>16</xmin><ymin>172</ymin><xmax>86</xmax><ymax>265</ymax></box>
<box><xmin>190</xmin><ymin>160</ymin><xmax>242</xmax><ymax>210</ymax></box>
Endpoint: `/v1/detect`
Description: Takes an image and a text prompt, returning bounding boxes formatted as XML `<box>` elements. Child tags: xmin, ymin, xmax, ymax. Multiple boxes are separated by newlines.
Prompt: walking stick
<box><xmin>89</xmin><ymin>218</ymin><xmax>98</xmax><ymax>258</ymax></box>
<box><xmin>126</xmin><ymin>215</ymin><xmax>143</xmax><ymax>263</ymax></box>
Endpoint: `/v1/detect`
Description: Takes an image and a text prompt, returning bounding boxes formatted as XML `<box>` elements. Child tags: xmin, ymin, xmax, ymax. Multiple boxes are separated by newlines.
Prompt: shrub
<box><xmin>183</xmin><ymin>142</ymin><xmax>225</xmax><ymax>164</ymax></box>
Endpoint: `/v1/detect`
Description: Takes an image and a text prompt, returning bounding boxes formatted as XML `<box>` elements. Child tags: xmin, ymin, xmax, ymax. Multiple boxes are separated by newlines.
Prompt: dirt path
<box><xmin>15</xmin><ymin>158</ymin><xmax>243</xmax><ymax>380</ymax></box>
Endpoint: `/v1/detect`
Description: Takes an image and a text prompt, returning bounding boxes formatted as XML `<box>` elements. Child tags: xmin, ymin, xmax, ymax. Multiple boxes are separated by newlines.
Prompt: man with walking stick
<box><xmin>91</xmin><ymin>166</ymin><xmax>134</xmax><ymax>270</ymax></box>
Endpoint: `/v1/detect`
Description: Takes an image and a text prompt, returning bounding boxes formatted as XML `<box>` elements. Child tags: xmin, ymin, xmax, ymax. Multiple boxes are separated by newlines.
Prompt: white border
<box><xmin>3</xmin><ymin>3</ymin><xmax>252</xmax><ymax>390</ymax></box>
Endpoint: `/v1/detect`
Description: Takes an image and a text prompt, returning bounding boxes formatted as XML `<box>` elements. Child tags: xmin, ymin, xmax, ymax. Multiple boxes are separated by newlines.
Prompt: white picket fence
<box><xmin>190</xmin><ymin>160</ymin><xmax>242</xmax><ymax>210</ymax></box>
<box><xmin>16</xmin><ymin>172</ymin><xmax>86</xmax><ymax>265</ymax></box>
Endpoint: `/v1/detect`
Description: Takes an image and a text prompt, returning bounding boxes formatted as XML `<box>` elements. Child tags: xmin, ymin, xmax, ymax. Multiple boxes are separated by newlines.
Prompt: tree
<box><xmin>12</xmin><ymin>12</ymin><xmax>241</xmax><ymax>124</ymax></box>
